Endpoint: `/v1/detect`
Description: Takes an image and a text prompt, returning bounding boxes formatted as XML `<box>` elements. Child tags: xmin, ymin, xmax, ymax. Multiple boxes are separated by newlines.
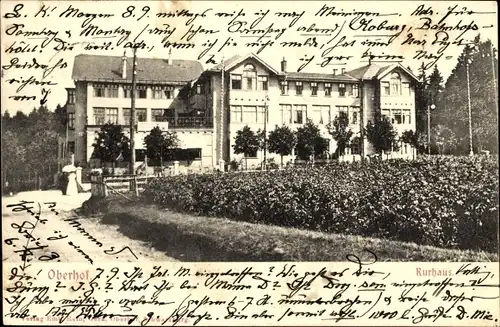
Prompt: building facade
<box><xmin>64</xmin><ymin>52</ymin><xmax>418</xmax><ymax>171</ymax></box>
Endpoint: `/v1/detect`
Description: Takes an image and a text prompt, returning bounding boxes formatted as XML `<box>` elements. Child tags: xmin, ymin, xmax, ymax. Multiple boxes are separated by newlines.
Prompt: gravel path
<box><xmin>2</xmin><ymin>190</ymin><xmax>176</xmax><ymax>264</ymax></box>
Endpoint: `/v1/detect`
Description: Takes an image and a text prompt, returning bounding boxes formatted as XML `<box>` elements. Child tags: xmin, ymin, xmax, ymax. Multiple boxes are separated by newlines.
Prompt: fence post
<box><xmin>174</xmin><ymin>161</ymin><xmax>180</xmax><ymax>175</ymax></box>
<box><xmin>103</xmin><ymin>176</ymin><xmax>109</xmax><ymax>197</ymax></box>
<box><xmin>134</xmin><ymin>175</ymin><xmax>139</xmax><ymax>197</ymax></box>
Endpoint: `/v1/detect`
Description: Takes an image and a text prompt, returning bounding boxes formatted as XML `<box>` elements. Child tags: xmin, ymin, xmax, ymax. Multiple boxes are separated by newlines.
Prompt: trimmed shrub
<box><xmin>143</xmin><ymin>156</ymin><xmax>499</xmax><ymax>252</ymax></box>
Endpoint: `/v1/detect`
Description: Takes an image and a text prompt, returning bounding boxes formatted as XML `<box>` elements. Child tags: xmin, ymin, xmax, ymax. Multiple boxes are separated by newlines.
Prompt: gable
<box><xmin>378</xmin><ymin>66</ymin><xmax>416</xmax><ymax>84</ymax></box>
<box><xmin>227</xmin><ymin>58</ymin><xmax>274</xmax><ymax>76</ymax></box>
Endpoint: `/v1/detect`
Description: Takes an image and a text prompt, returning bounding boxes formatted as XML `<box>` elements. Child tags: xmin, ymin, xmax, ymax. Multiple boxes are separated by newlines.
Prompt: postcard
<box><xmin>1</xmin><ymin>1</ymin><xmax>499</xmax><ymax>326</ymax></box>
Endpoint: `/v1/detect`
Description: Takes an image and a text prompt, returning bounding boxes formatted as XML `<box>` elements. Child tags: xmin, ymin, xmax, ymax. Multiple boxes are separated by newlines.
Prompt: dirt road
<box><xmin>2</xmin><ymin>190</ymin><xmax>176</xmax><ymax>264</ymax></box>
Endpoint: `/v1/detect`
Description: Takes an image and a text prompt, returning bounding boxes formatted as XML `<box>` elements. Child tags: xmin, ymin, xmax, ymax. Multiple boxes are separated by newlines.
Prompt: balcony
<box><xmin>153</xmin><ymin>116</ymin><xmax>213</xmax><ymax>128</ymax></box>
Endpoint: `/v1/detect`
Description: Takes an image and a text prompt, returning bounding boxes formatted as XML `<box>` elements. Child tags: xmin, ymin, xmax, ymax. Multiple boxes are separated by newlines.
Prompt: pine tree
<box><xmin>437</xmin><ymin>35</ymin><xmax>498</xmax><ymax>154</ymax></box>
<box><xmin>415</xmin><ymin>62</ymin><xmax>429</xmax><ymax>133</ymax></box>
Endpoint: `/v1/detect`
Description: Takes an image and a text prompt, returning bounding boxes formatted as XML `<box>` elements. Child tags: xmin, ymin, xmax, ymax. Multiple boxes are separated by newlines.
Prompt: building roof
<box><xmin>208</xmin><ymin>53</ymin><xmax>281</xmax><ymax>75</ymax></box>
<box><xmin>345</xmin><ymin>62</ymin><xmax>419</xmax><ymax>81</ymax></box>
<box><xmin>72</xmin><ymin>54</ymin><xmax>204</xmax><ymax>84</ymax></box>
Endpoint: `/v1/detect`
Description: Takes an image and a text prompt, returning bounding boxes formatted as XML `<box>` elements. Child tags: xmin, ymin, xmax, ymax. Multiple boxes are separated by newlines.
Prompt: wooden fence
<box><xmin>90</xmin><ymin>174</ymin><xmax>157</xmax><ymax>197</ymax></box>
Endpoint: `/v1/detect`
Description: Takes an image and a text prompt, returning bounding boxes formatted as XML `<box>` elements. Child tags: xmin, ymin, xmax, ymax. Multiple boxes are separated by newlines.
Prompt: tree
<box><xmin>365</xmin><ymin>117</ymin><xmax>399</xmax><ymax>158</ymax></box>
<box><xmin>233</xmin><ymin>126</ymin><xmax>260</xmax><ymax>170</ymax></box>
<box><xmin>327</xmin><ymin>112</ymin><xmax>353</xmax><ymax>158</ymax></box>
<box><xmin>1</xmin><ymin>130</ymin><xmax>27</xmax><ymax>175</ymax></box>
<box><xmin>296</xmin><ymin>119</ymin><xmax>328</xmax><ymax>161</ymax></box>
<box><xmin>430</xmin><ymin>124</ymin><xmax>458</xmax><ymax>155</ymax></box>
<box><xmin>92</xmin><ymin>123</ymin><xmax>130</xmax><ymax>174</ymax></box>
<box><xmin>436</xmin><ymin>35</ymin><xmax>498</xmax><ymax>154</ymax></box>
<box><xmin>144</xmin><ymin>126</ymin><xmax>179</xmax><ymax>166</ymax></box>
<box><xmin>428</xmin><ymin>66</ymin><xmax>444</xmax><ymax>106</ymax></box>
<box><xmin>415</xmin><ymin>62</ymin><xmax>429</xmax><ymax>133</ymax></box>
<box><xmin>267</xmin><ymin>125</ymin><xmax>297</xmax><ymax>167</ymax></box>
<box><xmin>54</xmin><ymin>104</ymin><xmax>68</xmax><ymax>133</ymax></box>
<box><xmin>400</xmin><ymin>130</ymin><xmax>424</xmax><ymax>158</ymax></box>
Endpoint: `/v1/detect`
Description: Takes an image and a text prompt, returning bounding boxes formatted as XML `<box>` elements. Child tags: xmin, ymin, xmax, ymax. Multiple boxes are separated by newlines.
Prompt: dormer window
<box><xmin>311</xmin><ymin>82</ymin><xmax>318</xmax><ymax>96</ymax></box>
<box><xmin>295</xmin><ymin>81</ymin><xmax>303</xmax><ymax>95</ymax></box>
<box><xmin>338</xmin><ymin>83</ymin><xmax>346</xmax><ymax>97</ymax></box>
<box><xmin>324</xmin><ymin>83</ymin><xmax>332</xmax><ymax>96</ymax></box>
<box><xmin>280</xmin><ymin>80</ymin><xmax>288</xmax><ymax>95</ymax></box>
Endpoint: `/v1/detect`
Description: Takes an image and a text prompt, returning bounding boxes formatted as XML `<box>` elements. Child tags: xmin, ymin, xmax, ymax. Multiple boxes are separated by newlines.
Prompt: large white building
<box><xmin>63</xmin><ymin>52</ymin><xmax>419</xmax><ymax>171</ymax></box>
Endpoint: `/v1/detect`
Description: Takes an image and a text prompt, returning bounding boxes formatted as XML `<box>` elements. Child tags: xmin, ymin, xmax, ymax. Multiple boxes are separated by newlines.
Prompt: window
<box><xmin>243</xmin><ymin>64</ymin><xmax>257</xmax><ymax>91</ymax></box>
<box><xmin>257</xmin><ymin>106</ymin><xmax>268</xmax><ymax>123</ymax></box>
<box><xmin>293</xmin><ymin>104</ymin><xmax>306</xmax><ymax>124</ymax></box>
<box><xmin>107</xmin><ymin>87</ymin><xmax>118</xmax><ymax>98</ymax></box>
<box><xmin>196</xmin><ymin>84</ymin><xmax>204</xmax><ymax>94</ymax></box>
<box><xmin>403</xmin><ymin>109</ymin><xmax>411</xmax><ymax>124</ymax></box>
<box><xmin>324</xmin><ymin>83</ymin><xmax>332</xmax><ymax>96</ymax></box>
<box><xmin>123</xmin><ymin>108</ymin><xmax>147</xmax><ymax>125</ymax></box>
<box><xmin>94</xmin><ymin>108</ymin><xmax>105</xmax><ymax>124</ymax></box>
<box><xmin>382</xmin><ymin>82</ymin><xmax>390</xmax><ymax>96</ymax></box>
<box><xmin>152</xmin><ymin>87</ymin><xmax>174</xmax><ymax>99</ymax></box>
<box><xmin>123</xmin><ymin>87</ymin><xmax>132</xmax><ymax>98</ymax></box>
<box><xmin>258</xmin><ymin>76</ymin><xmax>268</xmax><ymax>91</ymax></box>
<box><xmin>311</xmin><ymin>105</ymin><xmax>330</xmax><ymax>124</ymax></box>
<box><xmin>295</xmin><ymin>81</ymin><xmax>303</xmax><ymax>95</ymax></box>
<box><xmin>338</xmin><ymin>83</ymin><xmax>346</xmax><ymax>97</ymax></box>
<box><xmin>105</xmin><ymin>108</ymin><xmax>118</xmax><ymax>124</ymax></box>
<box><xmin>230</xmin><ymin>106</ymin><xmax>243</xmax><ymax>123</ymax></box>
<box><xmin>231</xmin><ymin>74</ymin><xmax>242</xmax><ymax>90</ymax></box>
<box><xmin>350</xmin><ymin>107</ymin><xmax>359</xmax><ymax>125</ymax></box>
<box><xmin>352</xmin><ymin>84</ymin><xmax>359</xmax><ymax>97</ymax></box>
<box><xmin>402</xmin><ymin>82</ymin><xmax>410</xmax><ymax>96</ymax></box>
<box><xmin>311</xmin><ymin>82</ymin><xmax>318</xmax><ymax>96</ymax></box>
<box><xmin>68</xmin><ymin>141</ymin><xmax>75</xmax><ymax>154</ymax></box>
<box><xmin>94</xmin><ymin>85</ymin><xmax>118</xmax><ymax>97</ymax></box>
<box><xmin>280</xmin><ymin>81</ymin><xmax>288</xmax><ymax>95</ymax></box>
<box><xmin>392</xmin><ymin>109</ymin><xmax>403</xmax><ymax>124</ymax></box>
<box><xmin>390</xmin><ymin>72</ymin><xmax>401</xmax><ymax>95</ymax></box>
<box><xmin>280</xmin><ymin>104</ymin><xmax>292</xmax><ymax>124</ymax></box>
<box><xmin>138</xmin><ymin>88</ymin><xmax>147</xmax><ymax>99</ymax></box>
<box><xmin>68</xmin><ymin>113</ymin><xmax>75</xmax><ymax>129</ymax></box>
<box><xmin>337</xmin><ymin>106</ymin><xmax>348</xmax><ymax>117</ymax></box>
<box><xmin>93</xmin><ymin>107</ymin><xmax>118</xmax><ymax>124</ymax></box>
<box><xmin>94</xmin><ymin>86</ymin><xmax>105</xmax><ymax>97</ymax></box>
<box><xmin>242</xmin><ymin>106</ymin><xmax>257</xmax><ymax>123</ymax></box>
<box><xmin>67</xmin><ymin>90</ymin><xmax>75</xmax><ymax>104</ymax></box>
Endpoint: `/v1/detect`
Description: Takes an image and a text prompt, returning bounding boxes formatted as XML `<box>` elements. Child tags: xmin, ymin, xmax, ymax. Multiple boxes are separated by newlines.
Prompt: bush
<box><xmin>143</xmin><ymin>156</ymin><xmax>499</xmax><ymax>252</ymax></box>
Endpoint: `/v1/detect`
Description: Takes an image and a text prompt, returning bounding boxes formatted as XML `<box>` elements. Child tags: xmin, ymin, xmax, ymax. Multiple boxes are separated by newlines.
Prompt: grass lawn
<box><xmin>81</xmin><ymin>195</ymin><xmax>498</xmax><ymax>262</ymax></box>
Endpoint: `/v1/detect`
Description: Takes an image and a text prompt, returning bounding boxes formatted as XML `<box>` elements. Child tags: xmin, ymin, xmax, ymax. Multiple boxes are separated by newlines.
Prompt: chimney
<box><xmin>281</xmin><ymin>57</ymin><xmax>287</xmax><ymax>73</ymax></box>
<box><xmin>121</xmin><ymin>51</ymin><xmax>127</xmax><ymax>79</ymax></box>
<box><xmin>341</xmin><ymin>68</ymin><xmax>346</xmax><ymax>75</ymax></box>
<box><xmin>333</xmin><ymin>69</ymin><xmax>337</xmax><ymax>76</ymax></box>
<box><xmin>167</xmin><ymin>48</ymin><xmax>173</xmax><ymax>65</ymax></box>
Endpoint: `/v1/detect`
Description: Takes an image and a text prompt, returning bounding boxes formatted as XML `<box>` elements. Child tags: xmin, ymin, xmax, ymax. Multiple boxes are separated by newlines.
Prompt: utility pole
<box><xmin>466</xmin><ymin>56</ymin><xmax>474</xmax><ymax>156</ymax></box>
<box><xmin>263</xmin><ymin>93</ymin><xmax>268</xmax><ymax>170</ymax></box>
<box><xmin>129</xmin><ymin>48</ymin><xmax>138</xmax><ymax>175</ymax></box>
<box><xmin>219</xmin><ymin>55</ymin><xmax>225</xmax><ymax>171</ymax></box>
<box><xmin>490</xmin><ymin>43</ymin><xmax>498</xmax><ymax>115</ymax></box>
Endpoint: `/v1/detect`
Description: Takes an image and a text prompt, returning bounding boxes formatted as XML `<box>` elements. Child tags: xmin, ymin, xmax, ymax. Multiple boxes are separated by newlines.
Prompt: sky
<box><xmin>1</xmin><ymin>0</ymin><xmax>497</xmax><ymax>114</ymax></box>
